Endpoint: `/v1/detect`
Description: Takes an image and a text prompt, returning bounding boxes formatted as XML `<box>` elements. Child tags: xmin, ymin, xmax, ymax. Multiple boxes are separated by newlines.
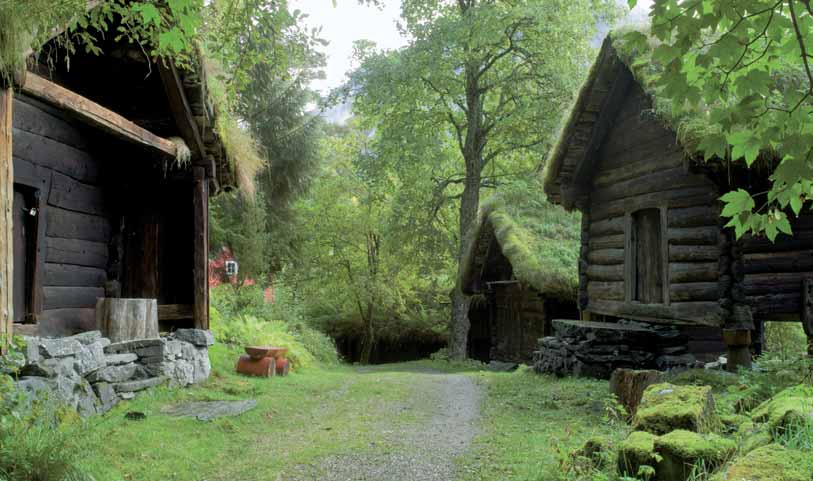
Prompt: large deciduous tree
<box><xmin>349</xmin><ymin>0</ymin><xmax>617</xmax><ymax>358</ymax></box>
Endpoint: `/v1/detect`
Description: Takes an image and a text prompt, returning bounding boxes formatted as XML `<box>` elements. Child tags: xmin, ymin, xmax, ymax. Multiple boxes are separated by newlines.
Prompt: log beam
<box><xmin>193</xmin><ymin>167</ymin><xmax>209</xmax><ymax>330</ymax></box>
<box><xmin>20</xmin><ymin>73</ymin><xmax>178</xmax><ymax>159</ymax></box>
<box><xmin>802</xmin><ymin>279</ymin><xmax>813</xmax><ymax>357</ymax></box>
<box><xmin>158</xmin><ymin>61</ymin><xmax>206</xmax><ymax>162</ymax></box>
<box><xmin>0</xmin><ymin>88</ymin><xmax>12</xmax><ymax>352</ymax></box>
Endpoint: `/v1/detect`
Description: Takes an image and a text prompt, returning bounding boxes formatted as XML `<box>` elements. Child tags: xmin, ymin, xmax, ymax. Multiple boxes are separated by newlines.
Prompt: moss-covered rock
<box><xmin>571</xmin><ymin>436</ymin><xmax>612</xmax><ymax>469</ymax></box>
<box><xmin>617</xmin><ymin>431</ymin><xmax>660</xmax><ymax>478</ymax></box>
<box><xmin>654</xmin><ymin>430</ymin><xmax>736</xmax><ymax>481</ymax></box>
<box><xmin>751</xmin><ymin>385</ymin><xmax>813</xmax><ymax>432</ymax></box>
<box><xmin>634</xmin><ymin>383</ymin><xmax>716</xmax><ymax>435</ymax></box>
<box><xmin>720</xmin><ymin>413</ymin><xmax>751</xmax><ymax>434</ymax></box>
<box><xmin>726</xmin><ymin>444</ymin><xmax>813</xmax><ymax>481</ymax></box>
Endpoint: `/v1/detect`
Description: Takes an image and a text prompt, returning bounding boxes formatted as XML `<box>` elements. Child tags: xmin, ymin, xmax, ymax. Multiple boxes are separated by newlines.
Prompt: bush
<box><xmin>763</xmin><ymin>322</ymin><xmax>808</xmax><ymax>361</ymax></box>
<box><xmin>0</xmin><ymin>376</ymin><xmax>96</xmax><ymax>481</ymax></box>
<box><xmin>210</xmin><ymin>308</ymin><xmax>337</xmax><ymax>368</ymax></box>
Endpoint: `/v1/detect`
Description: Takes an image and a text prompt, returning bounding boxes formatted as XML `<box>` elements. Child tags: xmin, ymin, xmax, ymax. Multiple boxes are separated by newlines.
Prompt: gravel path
<box><xmin>287</xmin><ymin>369</ymin><xmax>483</xmax><ymax>481</ymax></box>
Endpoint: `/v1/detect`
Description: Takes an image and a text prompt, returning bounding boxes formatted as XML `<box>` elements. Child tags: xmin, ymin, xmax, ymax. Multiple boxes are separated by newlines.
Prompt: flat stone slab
<box><xmin>161</xmin><ymin>400</ymin><xmax>257</xmax><ymax>421</ymax></box>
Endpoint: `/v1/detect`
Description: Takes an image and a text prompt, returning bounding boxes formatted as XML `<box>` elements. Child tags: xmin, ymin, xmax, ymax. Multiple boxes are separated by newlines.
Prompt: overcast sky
<box><xmin>289</xmin><ymin>0</ymin><xmax>654</xmax><ymax>95</ymax></box>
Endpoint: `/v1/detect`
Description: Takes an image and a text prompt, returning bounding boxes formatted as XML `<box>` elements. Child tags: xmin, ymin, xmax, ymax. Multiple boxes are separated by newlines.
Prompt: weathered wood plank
<box><xmin>158</xmin><ymin>61</ymin><xmax>205</xmax><ymax>161</ymax></box>
<box><xmin>667</xmin><ymin>227</ymin><xmax>719</xmax><ymax>246</ymax></box>
<box><xmin>742</xmin><ymin>272</ymin><xmax>813</xmax><ymax>295</ymax></box>
<box><xmin>45</xmin><ymin>237</ymin><xmax>108</xmax><ymax>268</ymax></box>
<box><xmin>587</xmin><ymin>281</ymin><xmax>625</xmax><ymax>300</ymax></box>
<box><xmin>12</xmin><ymin>156</ymin><xmax>51</xmax><ymax>190</ymax></box>
<box><xmin>12</xmin><ymin>96</ymin><xmax>90</xmax><ymax>151</ymax></box>
<box><xmin>43</xmin><ymin>286</ymin><xmax>104</xmax><ymax>310</ymax></box>
<box><xmin>21</xmin><ymin>73</ymin><xmax>178</xmax><ymax>159</ymax></box>
<box><xmin>594</xmin><ymin>141</ymin><xmax>683</xmax><ymax>186</ymax></box>
<box><xmin>589</xmin><ymin>216</ymin><xmax>625</xmax><ymax>236</ymax></box>
<box><xmin>669</xmin><ymin>245</ymin><xmax>720</xmax><ymax>262</ymax></box>
<box><xmin>38</xmin><ymin>308</ymin><xmax>96</xmax><ymax>336</ymax></box>
<box><xmin>748</xmin><ymin>293</ymin><xmax>801</xmax><ymax>319</ymax></box>
<box><xmin>668</xmin><ymin>206</ymin><xmax>721</xmax><ymax>228</ymax></box>
<box><xmin>587</xmin><ymin>248</ymin><xmax>625</xmax><ymax>265</ymax></box>
<box><xmin>46</xmin><ymin>208</ymin><xmax>110</xmax><ymax>243</ymax></box>
<box><xmin>588</xmin><ymin>233</ymin><xmax>625</xmax><ymax>250</ymax></box>
<box><xmin>592</xmin><ymin>167</ymin><xmax>708</xmax><ymax>204</ymax></box>
<box><xmin>669</xmin><ymin>262</ymin><xmax>718</xmax><ymax>283</ymax></box>
<box><xmin>670</xmin><ymin>282</ymin><xmax>720</xmax><ymax>302</ymax></box>
<box><xmin>12</xmin><ymin>128</ymin><xmax>100</xmax><ymax>183</ymax></box>
<box><xmin>587</xmin><ymin>263</ymin><xmax>625</xmax><ymax>282</ymax></box>
<box><xmin>587</xmin><ymin>299</ymin><xmax>725</xmax><ymax>326</ymax></box>
<box><xmin>158</xmin><ymin>303</ymin><xmax>194</xmax><ymax>321</ymax></box>
<box><xmin>43</xmin><ymin>263</ymin><xmax>106</xmax><ymax>287</ymax></box>
<box><xmin>741</xmin><ymin>230</ymin><xmax>813</xmax><ymax>254</ymax></box>
<box><xmin>590</xmin><ymin>187</ymin><xmax>717</xmax><ymax>222</ymax></box>
<box><xmin>193</xmin><ymin>167</ymin><xmax>209</xmax><ymax>329</ymax></box>
<box><xmin>47</xmin><ymin>171</ymin><xmax>106</xmax><ymax>216</ymax></box>
<box><xmin>0</xmin><ymin>88</ymin><xmax>13</xmax><ymax>350</ymax></box>
<box><xmin>743</xmin><ymin>250</ymin><xmax>813</xmax><ymax>274</ymax></box>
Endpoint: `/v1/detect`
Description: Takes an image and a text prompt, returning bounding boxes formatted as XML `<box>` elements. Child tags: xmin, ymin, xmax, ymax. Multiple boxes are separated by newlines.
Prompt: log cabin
<box><xmin>0</xmin><ymin>14</ymin><xmax>249</xmax><ymax>343</ymax></box>
<box><xmin>459</xmin><ymin>186</ymin><xmax>581</xmax><ymax>363</ymax></box>
<box><xmin>543</xmin><ymin>33</ymin><xmax>813</xmax><ymax>369</ymax></box>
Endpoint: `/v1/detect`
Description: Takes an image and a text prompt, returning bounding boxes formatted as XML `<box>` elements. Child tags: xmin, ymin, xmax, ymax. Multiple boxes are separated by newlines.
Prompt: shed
<box><xmin>543</xmin><ymin>32</ymin><xmax>813</xmax><ymax>369</ymax></box>
<box><xmin>459</xmin><ymin>186</ymin><xmax>581</xmax><ymax>363</ymax></box>
<box><xmin>0</xmin><ymin>15</ymin><xmax>249</xmax><ymax>342</ymax></box>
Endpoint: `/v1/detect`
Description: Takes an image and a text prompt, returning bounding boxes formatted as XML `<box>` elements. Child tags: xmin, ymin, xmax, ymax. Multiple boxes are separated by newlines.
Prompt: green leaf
<box><xmin>628</xmin><ymin>0</ymin><xmax>638</xmax><ymax>9</ymax></box>
<box><xmin>720</xmin><ymin>189</ymin><xmax>755</xmax><ymax>217</ymax></box>
<box><xmin>727</xmin><ymin>130</ymin><xmax>761</xmax><ymax>166</ymax></box>
<box><xmin>697</xmin><ymin>133</ymin><xmax>727</xmax><ymax>161</ymax></box>
<box><xmin>133</xmin><ymin>3</ymin><xmax>161</xmax><ymax>28</ymax></box>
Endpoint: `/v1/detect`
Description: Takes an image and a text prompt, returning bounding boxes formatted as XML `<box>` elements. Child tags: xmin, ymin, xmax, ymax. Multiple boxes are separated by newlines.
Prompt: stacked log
<box><xmin>533</xmin><ymin>319</ymin><xmax>695</xmax><ymax>379</ymax></box>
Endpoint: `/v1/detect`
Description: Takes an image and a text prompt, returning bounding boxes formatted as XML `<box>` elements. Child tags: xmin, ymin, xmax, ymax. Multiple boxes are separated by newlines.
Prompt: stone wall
<box><xmin>533</xmin><ymin>319</ymin><xmax>696</xmax><ymax>379</ymax></box>
<box><xmin>14</xmin><ymin>329</ymin><xmax>214</xmax><ymax>416</ymax></box>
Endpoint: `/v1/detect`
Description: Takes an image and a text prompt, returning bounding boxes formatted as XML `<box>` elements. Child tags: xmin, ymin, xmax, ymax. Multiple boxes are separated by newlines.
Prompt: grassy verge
<box><xmin>456</xmin><ymin>367</ymin><xmax>629</xmax><ymax>481</ymax></box>
<box><xmin>80</xmin><ymin>344</ymin><xmax>416</xmax><ymax>481</ymax></box>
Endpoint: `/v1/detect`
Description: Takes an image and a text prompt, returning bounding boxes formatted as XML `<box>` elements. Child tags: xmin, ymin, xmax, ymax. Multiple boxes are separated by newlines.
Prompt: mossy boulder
<box><xmin>617</xmin><ymin>431</ymin><xmax>660</xmax><ymax>478</ymax></box>
<box><xmin>726</xmin><ymin>444</ymin><xmax>813</xmax><ymax>481</ymax></box>
<box><xmin>654</xmin><ymin>430</ymin><xmax>736</xmax><ymax>481</ymax></box>
<box><xmin>751</xmin><ymin>385</ymin><xmax>813</xmax><ymax>431</ymax></box>
<box><xmin>634</xmin><ymin>383</ymin><xmax>716</xmax><ymax>434</ymax></box>
<box><xmin>571</xmin><ymin>436</ymin><xmax>612</xmax><ymax>470</ymax></box>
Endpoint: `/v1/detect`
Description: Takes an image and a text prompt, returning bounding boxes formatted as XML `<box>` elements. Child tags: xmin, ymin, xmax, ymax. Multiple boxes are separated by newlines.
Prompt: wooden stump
<box><xmin>96</xmin><ymin>298</ymin><xmax>159</xmax><ymax>343</ymax></box>
<box><xmin>609</xmin><ymin>368</ymin><xmax>662</xmax><ymax>416</ymax></box>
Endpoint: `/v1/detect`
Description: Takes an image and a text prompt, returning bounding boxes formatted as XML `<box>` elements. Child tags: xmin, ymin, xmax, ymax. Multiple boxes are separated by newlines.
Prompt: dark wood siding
<box><xmin>740</xmin><ymin>212</ymin><xmax>813</xmax><ymax>320</ymax></box>
<box><xmin>12</xmin><ymin>95</ymin><xmax>110</xmax><ymax>335</ymax></box>
<box><xmin>584</xmin><ymin>85</ymin><xmax>725</xmax><ymax>326</ymax></box>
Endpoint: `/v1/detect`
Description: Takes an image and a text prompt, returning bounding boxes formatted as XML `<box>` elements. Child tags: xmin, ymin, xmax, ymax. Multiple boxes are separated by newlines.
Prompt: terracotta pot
<box><xmin>275</xmin><ymin>358</ymin><xmax>290</xmax><ymax>376</ymax></box>
<box><xmin>236</xmin><ymin>355</ymin><xmax>276</xmax><ymax>377</ymax></box>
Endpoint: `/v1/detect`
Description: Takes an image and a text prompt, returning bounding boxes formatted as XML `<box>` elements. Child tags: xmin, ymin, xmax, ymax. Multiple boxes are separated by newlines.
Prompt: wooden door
<box><xmin>12</xmin><ymin>189</ymin><xmax>27</xmax><ymax>323</ymax></box>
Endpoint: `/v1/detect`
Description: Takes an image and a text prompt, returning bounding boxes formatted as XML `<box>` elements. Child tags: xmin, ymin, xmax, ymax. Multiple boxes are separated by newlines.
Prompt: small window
<box><xmin>630</xmin><ymin>208</ymin><xmax>664</xmax><ymax>304</ymax></box>
<box><xmin>225</xmin><ymin>260</ymin><xmax>238</xmax><ymax>277</ymax></box>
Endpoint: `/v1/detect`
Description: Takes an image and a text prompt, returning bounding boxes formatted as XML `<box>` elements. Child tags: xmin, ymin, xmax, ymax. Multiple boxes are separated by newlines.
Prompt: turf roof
<box><xmin>459</xmin><ymin>181</ymin><xmax>581</xmax><ymax>301</ymax></box>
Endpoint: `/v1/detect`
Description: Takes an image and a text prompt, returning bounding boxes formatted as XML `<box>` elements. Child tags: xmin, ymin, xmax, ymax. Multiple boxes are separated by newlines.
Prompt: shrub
<box><xmin>763</xmin><ymin>322</ymin><xmax>808</xmax><ymax>361</ymax></box>
<box><xmin>0</xmin><ymin>377</ymin><xmax>96</xmax><ymax>481</ymax></box>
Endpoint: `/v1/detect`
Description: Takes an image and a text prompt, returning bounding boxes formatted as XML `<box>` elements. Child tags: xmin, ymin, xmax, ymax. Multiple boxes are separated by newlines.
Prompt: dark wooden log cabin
<box><xmin>0</xmin><ymin>21</ymin><xmax>240</xmax><ymax>342</ymax></box>
<box><xmin>543</xmin><ymin>35</ymin><xmax>813</xmax><ymax>369</ymax></box>
<box><xmin>459</xmin><ymin>190</ymin><xmax>581</xmax><ymax>363</ymax></box>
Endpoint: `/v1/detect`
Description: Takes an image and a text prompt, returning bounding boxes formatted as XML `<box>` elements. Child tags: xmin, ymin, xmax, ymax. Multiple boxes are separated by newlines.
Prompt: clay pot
<box><xmin>275</xmin><ymin>358</ymin><xmax>290</xmax><ymax>376</ymax></box>
<box><xmin>236</xmin><ymin>355</ymin><xmax>276</xmax><ymax>377</ymax></box>
<box><xmin>244</xmin><ymin>346</ymin><xmax>289</xmax><ymax>359</ymax></box>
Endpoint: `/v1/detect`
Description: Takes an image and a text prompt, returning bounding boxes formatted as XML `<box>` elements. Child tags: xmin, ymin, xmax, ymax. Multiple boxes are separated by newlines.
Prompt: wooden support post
<box><xmin>0</xmin><ymin>88</ymin><xmax>13</xmax><ymax>352</ymax></box>
<box><xmin>802</xmin><ymin>279</ymin><xmax>813</xmax><ymax>357</ymax></box>
<box><xmin>193</xmin><ymin>166</ymin><xmax>209</xmax><ymax>330</ymax></box>
<box><xmin>723</xmin><ymin>328</ymin><xmax>752</xmax><ymax>372</ymax></box>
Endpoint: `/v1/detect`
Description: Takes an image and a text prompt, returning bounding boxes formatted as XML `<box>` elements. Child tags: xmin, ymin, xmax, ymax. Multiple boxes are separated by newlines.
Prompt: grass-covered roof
<box><xmin>543</xmin><ymin>25</ymin><xmax>799</xmax><ymax>206</ymax></box>
<box><xmin>459</xmin><ymin>179</ymin><xmax>581</xmax><ymax>301</ymax></box>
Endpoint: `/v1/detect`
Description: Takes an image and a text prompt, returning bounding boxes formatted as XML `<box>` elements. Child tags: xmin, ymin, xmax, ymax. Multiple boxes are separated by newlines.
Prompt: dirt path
<box><xmin>286</xmin><ymin>368</ymin><xmax>483</xmax><ymax>481</ymax></box>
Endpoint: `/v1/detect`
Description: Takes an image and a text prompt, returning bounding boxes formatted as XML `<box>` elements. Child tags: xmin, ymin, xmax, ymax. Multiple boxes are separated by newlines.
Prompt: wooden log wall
<box><xmin>12</xmin><ymin>95</ymin><xmax>111</xmax><ymax>335</ymax></box>
<box><xmin>0</xmin><ymin>88</ymin><xmax>13</xmax><ymax>350</ymax></box>
<box><xmin>491</xmin><ymin>284</ymin><xmax>547</xmax><ymax>363</ymax></box>
<box><xmin>740</xmin><ymin>212</ymin><xmax>813</xmax><ymax>320</ymax></box>
<box><xmin>583</xmin><ymin>84</ymin><xmax>726</xmax><ymax>326</ymax></box>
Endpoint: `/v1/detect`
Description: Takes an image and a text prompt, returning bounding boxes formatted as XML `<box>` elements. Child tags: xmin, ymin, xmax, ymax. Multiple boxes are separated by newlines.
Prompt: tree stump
<box><xmin>609</xmin><ymin>368</ymin><xmax>662</xmax><ymax>417</ymax></box>
<box><xmin>96</xmin><ymin>298</ymin><xmax>159</xmax><ymax>343</ymax></box>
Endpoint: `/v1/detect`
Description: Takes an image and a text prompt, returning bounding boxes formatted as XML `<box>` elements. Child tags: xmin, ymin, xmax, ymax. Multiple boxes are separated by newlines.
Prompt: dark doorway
<box><xmin>631</xmin><ymin>208</ymin><xmax>664</xmax><ymax>304</ymax></box>
<box><xmin>12</xmin><ymin>185</ymin><xmax>38</xmax><ymax>324</ymax></box>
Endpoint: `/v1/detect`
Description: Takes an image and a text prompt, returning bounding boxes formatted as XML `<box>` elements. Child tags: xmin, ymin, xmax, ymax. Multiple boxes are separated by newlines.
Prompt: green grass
<box><xmin>80</xmin><ymin>344</ymin><xmax>418</xmax><ymax>481</ymax></box>
<box><xmin>456</xmin><ymin>367</ymin><xmax>629</xmax><ymax>481</ymax></box>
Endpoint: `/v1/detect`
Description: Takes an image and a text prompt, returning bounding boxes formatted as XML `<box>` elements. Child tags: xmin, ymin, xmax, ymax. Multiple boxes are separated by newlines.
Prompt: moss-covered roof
<box><xmin>459</xmin><ymin>180</ymin><xmax>581</xmax><ymax>301</ymax></box>
<box><xmin>543</xmin><ymin>26</ymin><xmax>798</xmax><ymax>208</ymax></box>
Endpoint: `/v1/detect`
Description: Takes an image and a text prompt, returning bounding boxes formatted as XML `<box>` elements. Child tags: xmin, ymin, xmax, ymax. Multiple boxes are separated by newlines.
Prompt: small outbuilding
<box><xmin>0</xmin><ymin>10</ymin><xmax>253</xmax><ymax>343</ymax></box>
<box><xmin>543</xmin><ymin>33</ymin><xmax>813</xmax><ymax>369</ymax></box>
<box><xmin>459</xmin><ymin>187</ymin><xmax>581</xmax><ymax>363</ymax></box>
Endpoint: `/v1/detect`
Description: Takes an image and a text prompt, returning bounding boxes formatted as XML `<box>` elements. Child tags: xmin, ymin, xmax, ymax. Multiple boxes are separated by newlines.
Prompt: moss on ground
<box><xmin>726</xmin><ymin>444</ymin><xmax>813</xmax><ymax>481</ymax></box>
<box><xmin>635</xmin><ymin>383</ymin><xmax>716</xmax><ymax>435</ymax></box>
<box><xmin>751</xmin><ymin>385</ymin><xmax>813</xmax><ymax>431</ymax></box>
<box><xmin>617</xmin><ymin>431</ymin><xmax>659</xmax><ymax>477</ymax></box>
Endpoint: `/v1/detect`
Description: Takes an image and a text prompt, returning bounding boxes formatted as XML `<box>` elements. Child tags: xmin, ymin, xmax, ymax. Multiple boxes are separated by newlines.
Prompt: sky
<box><xmin>289</xmin><ymin>0</ymin><xmax>653</xmax><ymax>97</ymax></box>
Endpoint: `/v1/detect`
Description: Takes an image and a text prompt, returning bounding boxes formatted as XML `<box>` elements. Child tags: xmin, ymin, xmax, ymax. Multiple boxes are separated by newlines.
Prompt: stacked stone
<box><xmin>533</xmin><ymin>319</ymin><xmax>696</xmax><ymax>379</ymax></box>
<box><xmin>14</xmin><ymin>329</ymin><xmax>213</xmax><ymax>416</ymax></box>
